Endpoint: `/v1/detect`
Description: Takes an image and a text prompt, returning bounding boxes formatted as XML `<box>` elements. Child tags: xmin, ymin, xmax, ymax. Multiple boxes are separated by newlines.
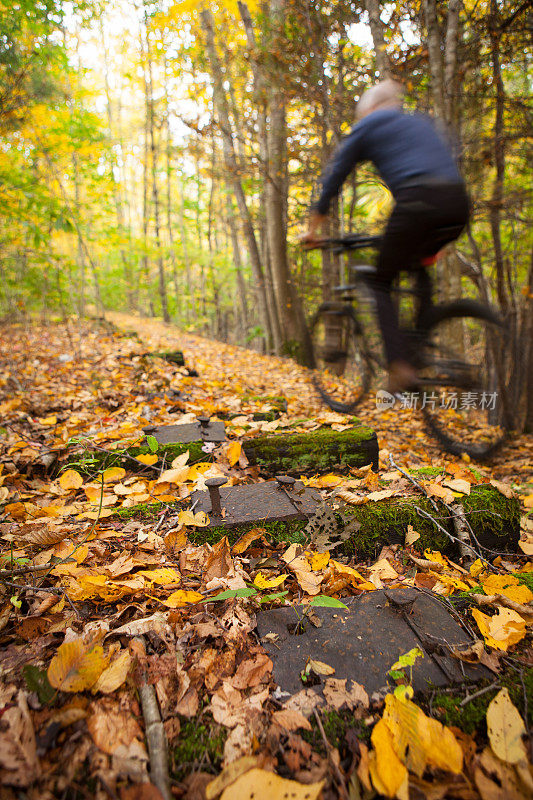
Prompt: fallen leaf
<box><xmin>232</xmin><ymin>527</ymin><xmax>267</xmax><ymax>554</ymax></box>
<box><xmin>307</xmin><ymin>658</ymin><xmax>335</xmax><ymax>676</ymax></box>
<box><xmin>136</xmin><ymin>454</ymin><xmax>158</xmax><ymax>465</ymax></box>
<box><xmin>92</xmin><ymin>650</ymin><xmax>132</xmax><ymax>694</ymax></box>
<box><xmin>227</xmin><ymin>441</ymin><xmax>242</xmax><ymax>467</ymax></box>
<box><xmin>323</xmin><ymin>678</ymin><xmax>369</xmax><ymax>710</ymax></box>
<box><xmin>369</xmin><ymin>718</ymin><xmax>409</xmax><ymax>800</ymax></box>
<box><xmin>367</xmin><ymin>489</ymin><xmax>398</xmax><ymax>501</ymax></box>
<box><xmin>482</xmin><ymin>574</ymin><xmax>533</xmax><ymax>605</ymax></box>
<box><xmin>368</xmin><ymin>558</ymin><xmax>399</xmax><ymax>581</ymax></box>
<box><xmin>254</xmin><ymin>572</ymin><xmax>287</xmax><ymax>590</ymax></box>
<box><xmin>0</xmin><ymin>687</ymin><xmax>40</xmax><ymax>787</ymax></box>
<box><xmin>48</xmin><ymin>637</ymin><xmax>108</xmax><ymax>692</ymax></box>
<box><xmin>59</xmin><ymin>469</ymin><xmax>84</xmax><ymax>491</ymax></box>
<box><xmin>443</xmin><ymin>477</ymin><xmax>471</xmax><ymax>495</ymax></box>
<box><xmin>426</xmin><ymin>483</ymin><xmax>455</xmax><ymax>504</ymax></box>
<box><xmin>102</xmin><ymin>467</ymin><xmax>127</xmax><ymax>483</ymax></box>
<box><xmin>218</xmin><ymin>767</ymin><xmax>323</xmax><ymax>800</ymax></box>
<box><xmin>489</xmin><ymin>480</ymin><xmax>515</xmax><ymax>499</ymax></box>
<box><xmin>472</xmin><ymin>606</ymin><xmax>526</xmax><ymax>651</ymax></box>
<box><xmin>206</xmin><ymin>756</ymin><xmax>260</xmax><ymax>799</ymax></box>
<box><xmin>486</xmin><ymin>687</ymin><xmax>527</xmax><ymax>765</ymax></box>
<box><xmin>405</xmin><ymin>524</ymin><xmax>420</xmax><ymax>546</ymax></box>
<box><xmin>271</xmin><ymin>709</ymin><xmax>312</xmax><ymax>732</ymax></box>
<box><xmin>383</xmin><ymin>693</ymin><xmax>463</xmax><ymax>777</ymax></box>
<box><xmin>160</xmin><ymin>590</ymin><xmax>203</xmax><ymax>608</ymax></box>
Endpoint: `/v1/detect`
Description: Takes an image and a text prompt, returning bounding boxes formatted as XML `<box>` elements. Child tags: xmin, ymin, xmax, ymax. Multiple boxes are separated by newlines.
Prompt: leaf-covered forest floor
<box><xmin>0</xmin><ymin>314</ymin><xmax>532</xmax><ymax>800</ymax></box>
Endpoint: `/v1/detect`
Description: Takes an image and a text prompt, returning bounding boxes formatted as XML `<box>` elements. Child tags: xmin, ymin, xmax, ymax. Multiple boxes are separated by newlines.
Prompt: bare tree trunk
<box><xmin>238</xmin><ymin>0</ymin><xmax>282</xmax><ymax>352</ymax></box>
<box><xmin>144</xmin><ymin>11</ymin><xmax>170</xmax><ymax>323</ymax></box>
<box><xmin>163</xmin><ymin>55</ymin><xmax>179</xmax><ymax>318</ymax></box>
<box><xmin>227</xmin><ymin>197</ymin><xmax>248</xmax><ymax>342</ymax></box>
<box><xmin>364</xmin><ymin>0</ymin><xmax>390</xmax><ymax>78</ymax></box>
<box><xmin>200</xmin><ymin>7</ymin><xmax>272</xmax><ymax>348</ymax></box>
<box><xmin>424</xmin><ymin>0</ymin><xmax>446</xmax><ymax>121</ymax></box>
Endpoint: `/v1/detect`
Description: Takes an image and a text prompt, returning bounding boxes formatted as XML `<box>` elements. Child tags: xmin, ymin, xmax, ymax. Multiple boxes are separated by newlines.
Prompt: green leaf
<box><xmin>205</xmin><ymin>587</ymin><xmax>257</xmax><ymax>602</ymax></box>
<box><xmin>394</xmin><ymin>684</ymin><xmax>414</xmax><ymax>701</ymax></box>
<box><xmin>390</xmin><ymin>647</ymin><xmax>424</xmax><ymax>672</ymax></box>
<box><xmin>23</xmin><ymin>665</ymin><xmax>55</xmax><ymax>704</ymax></box>
<box><xmin>388</xmin><ymin>669</ymin><xmax>405</xmax><ymax>680</ymax></box>
<box><xmin>258</xmin><ymin>590</ymin><xmax>288</xmax><ymax>604</ymax></box>
<box><xmin>307</xmin><ymin>595</ymin><xmax>348</xmax><ymax>610</ymax></box>
<box><xmin>146</xmin><ymin>435</ymin><xmax>159</xmax><ymax>453</ymax></box>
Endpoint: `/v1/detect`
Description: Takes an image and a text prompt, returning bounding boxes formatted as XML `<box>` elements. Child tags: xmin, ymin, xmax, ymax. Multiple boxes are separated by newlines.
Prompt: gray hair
<box><xmin>356</xmin><ymin>79</ymin><xmax>403</xmax><ymax>120</ymax></box>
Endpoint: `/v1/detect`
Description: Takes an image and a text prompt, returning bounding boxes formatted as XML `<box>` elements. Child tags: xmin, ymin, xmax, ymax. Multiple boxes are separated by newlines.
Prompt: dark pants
<box><xmin>373</xmin><ymin>180</ymin><xmax>470</xmax><ymax>365</ymax></box>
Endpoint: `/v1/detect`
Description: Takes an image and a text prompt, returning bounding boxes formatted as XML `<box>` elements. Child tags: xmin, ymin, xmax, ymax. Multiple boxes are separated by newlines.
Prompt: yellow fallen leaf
<box><xmin>470</xmin><ymin>559</ymin><xmax>486</xmax><ymax>578</ymax></box>
<box><xmin>48</xmin><ymin>638</ymin><xmax>108</xmax><ymax>692</ymax></box>
<box><xmin>424</xmin><ymin>549</ymin><xmax>448</xmax><ymax>568</ymax></box>
<box><xmin>77</xmin><ymin>508</ymin><xmax>115</xmax><ymax>520</ymax></box>
<box><xmin>59</xmin><ymin>470</ymin><xmax>84</xmax><ymax>491</ymax></box>
<box><xmin>486</xmin><ymin>687</ymin><xmax>527</xmax><ymax>766</ymax></box>
<box><xmin>5</xmin><ymin>502</ymin><xmax>27</xmax><ymax>520</ymax></box>
<box><xmin>301</xmin><ymin>473</ymin><xmax>343</xmax><ymax>488</ymax></box>
<box><xmin>254</xmin><ymin>572</ymin><xmax>287</xmax><ymax>590</ymax></box>
<box><xmin>136</xmin><ymin>453</ymin><xmax>158</xmax><ymax>466</ymax></box>
<box><xmin>307</xmin><ymin>551</ymin><xmax>330</xmax><ymax>571</ymax></box>
<box><xmin>92</xmin><ymin>650</ymin><xmax>132</xmax><ymax>694</ymax></box>
<box><xmin>40</xmin><ymin>416</ymin><xmax>57</xmax><ymax>426</ymax></box>
<box><xmin>178</xmin><ymin>509</ymin><xmax>209</xmax><ymax>527</ymax></box>
<box><xmin>227</xmin><ymin>441</ymin><xmax>242</xmax><ymax>467</ymax></box>
<box><xmin>102</xmin><ymin>467</ymin><xmax>126</xmax><ymax>483</ymax></box>
<box><xmin>139</xmin><ymin>568</ymin><xmax>181</xmax><ymax>585</ymax></box>
<box><xmin>431</xmin><ymin>573</ymin><xmax>470</xmax><ymax>595</ymax></box>
<box><xmin>336</xmin><ymin>488</ymin><xmax>367</xmax><ymax>505</ymax></box>
<box><xmin>329</xmin><ymin>560</ymin><xmax>376</xmax><ymax>591</ymax></box>
<box><xmin>521</xmin><ymin>494</ymin><xmax>533</xmax><ymax>509</ymax></box>
<box><xmin>482</xmin><ymin>574</ymin><xmax>533</xmax><ymax>605</ymax></box>
<box><xmin>383</xmin><ymin>693</ymin><xmax>463</xmax><ymax>777</ymax></box>
<box><xmin>369</xmin><ymin>718</ymin><xmax>409</xmax><ymax>800</ymax></box>
<box><xmin>160</xmin><ymin>590</ymin><xmax>203</xmax><ymax>608</ymax></box>
<box><xmin>206</xmin><ymin>756</ymin><xmax>261</xmax><ymax>800</ymax></box>
<box><xmin>472</xmin><ymin>606</ymin><xmax>526</xmax><ymax>651</ymax></box>
<box><xmin>186</xmin><ymin>462</ymin><xmax>213</xmax><ymax>481</ymax></box>
<box><xmin>219</xmin><ymin>768</ymin><xmax>323</xmax><ymax>800</ymax></box>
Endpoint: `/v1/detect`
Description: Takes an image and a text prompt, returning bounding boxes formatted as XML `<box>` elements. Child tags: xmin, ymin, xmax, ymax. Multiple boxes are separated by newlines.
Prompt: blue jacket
<box><xmin>314</xmin><ymin>108</ymin><xmax>462</xmax><ymax>215</ymax></box>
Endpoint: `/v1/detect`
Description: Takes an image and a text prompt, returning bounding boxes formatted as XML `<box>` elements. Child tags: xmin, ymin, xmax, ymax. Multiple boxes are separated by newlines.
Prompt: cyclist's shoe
<box><xmin>387</xmin><ymin>360</ymin><xmax>418</xmax><ymax>394</ymax></box>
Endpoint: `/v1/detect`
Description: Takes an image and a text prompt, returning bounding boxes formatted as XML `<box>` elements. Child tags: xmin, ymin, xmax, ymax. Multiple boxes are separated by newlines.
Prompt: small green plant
<box><xmin>146</xmin><ymin>435</ymin><xmax>159</xmax><ymax>453</ymax></box>
<box><xmin>388</xmin><ymin>646</ymin><xmax>424</xmax><ymax>700</ymax></box>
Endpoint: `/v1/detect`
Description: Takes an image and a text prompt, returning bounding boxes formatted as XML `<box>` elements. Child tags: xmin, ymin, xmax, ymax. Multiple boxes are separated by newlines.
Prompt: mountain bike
<box><xmin>307</xmin><ymin>232</ymin><xmax>508</xmax><ymax>459</ymax></box>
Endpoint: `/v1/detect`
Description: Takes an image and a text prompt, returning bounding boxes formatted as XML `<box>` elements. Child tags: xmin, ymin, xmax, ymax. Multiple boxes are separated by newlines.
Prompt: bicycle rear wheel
<box><xmin>310</xmin><ymin>303</ymin><xmax>374</xmax><ymax>413</ymax></box>
<box><xmin>419</xmin><ymin>301</ymin><xmax>508</xmax><ymax>459</ymax></box>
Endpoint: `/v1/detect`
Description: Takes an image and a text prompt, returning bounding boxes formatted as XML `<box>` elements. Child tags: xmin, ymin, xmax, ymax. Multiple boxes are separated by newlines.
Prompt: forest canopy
<box><xmin>0</xmin><ymin>0</ymin><xmax>531</xmax><ymax>426</ymax></box>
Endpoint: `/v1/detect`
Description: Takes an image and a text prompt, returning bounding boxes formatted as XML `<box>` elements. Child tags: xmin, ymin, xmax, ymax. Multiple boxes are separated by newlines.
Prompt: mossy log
<box><xmin>243</xmin><ymin>425</ymin><xmax>379</xmax><ymax>475</ymax></box>
<box><xmin>148</xmin><ymin>350</ymin><xmax>185</xmax><ymax>366</ymax></box>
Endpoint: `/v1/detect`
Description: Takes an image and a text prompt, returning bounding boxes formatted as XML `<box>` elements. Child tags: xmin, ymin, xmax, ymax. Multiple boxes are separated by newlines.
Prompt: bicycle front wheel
<box><xmin>419</xmin><ymin>301</ymin><xmax>508</xmax><ymax>459</ymax></box>
<box><xmin>310</xmin><ymin>302</ymin><xmax>374</xmax><ymax>413</ymax></box>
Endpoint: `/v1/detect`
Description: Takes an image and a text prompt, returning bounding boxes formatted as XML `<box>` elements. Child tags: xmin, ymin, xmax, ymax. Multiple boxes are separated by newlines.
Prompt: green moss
<box><xmin>341</xmin><ymin>484</ymin><xmax>519</xmax><ymax>559</ymax></box>
<box><xmin>408</xmin><ymin>467</ymin><xmax>442</xmax><ymax>478</ymax></box>
<box><xmin>244</xmin><ymin>425</ymin><xmax>378</xmax><ymax>476</ymax></box>
<box><xmin>301</xmin><ymin>709</ymin><xmax>371</xmax><ymax>755</ymax></box>
<box><xmin>171</xmin><ymin>717</ymin><xmax>227</xmax><ymax>780</ymax></box>
<box><xmin>432</xmin><ymin>667</ymin><xmax>533</xmax><ymax>734</ymax></box>
<box><xmin>149</xmin><ymin>350</ymin><xmax>185</xmax><ymax>366</ymax></box>
<box><xmin>517</xmin><ymin>572</ymin><xmax>533</xmax><ymax>592</ymax></box>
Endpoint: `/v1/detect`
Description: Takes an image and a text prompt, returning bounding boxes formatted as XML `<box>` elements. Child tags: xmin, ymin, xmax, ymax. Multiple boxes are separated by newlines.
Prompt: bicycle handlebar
<box><xmin>302</xmin><ymin>233</ymin><xmax>382</xmax><ymax>252</ymax></box>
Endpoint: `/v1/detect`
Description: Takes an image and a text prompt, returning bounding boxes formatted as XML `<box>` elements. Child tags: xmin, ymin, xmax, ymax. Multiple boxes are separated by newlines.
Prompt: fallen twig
<box><xmin>469</xmin><ymin>593</ymin><xmax>533</xmax><ymax>621</ymax></box>
<box><xmin>459</xmin><ymin>680</ymin><xmax>500</xmax><ymax>707</ymax></box>
<box><xmin>134</xmin><ymin>636</ymin><xmax>171</xmax><ymax>800</ymax></box>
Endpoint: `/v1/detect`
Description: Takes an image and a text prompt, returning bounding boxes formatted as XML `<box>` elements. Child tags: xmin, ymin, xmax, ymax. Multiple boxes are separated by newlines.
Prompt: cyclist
<box><xmin>301</xmin><ymin>80</ymin><xmax>470</xmax><ymax>393</ymax></box>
